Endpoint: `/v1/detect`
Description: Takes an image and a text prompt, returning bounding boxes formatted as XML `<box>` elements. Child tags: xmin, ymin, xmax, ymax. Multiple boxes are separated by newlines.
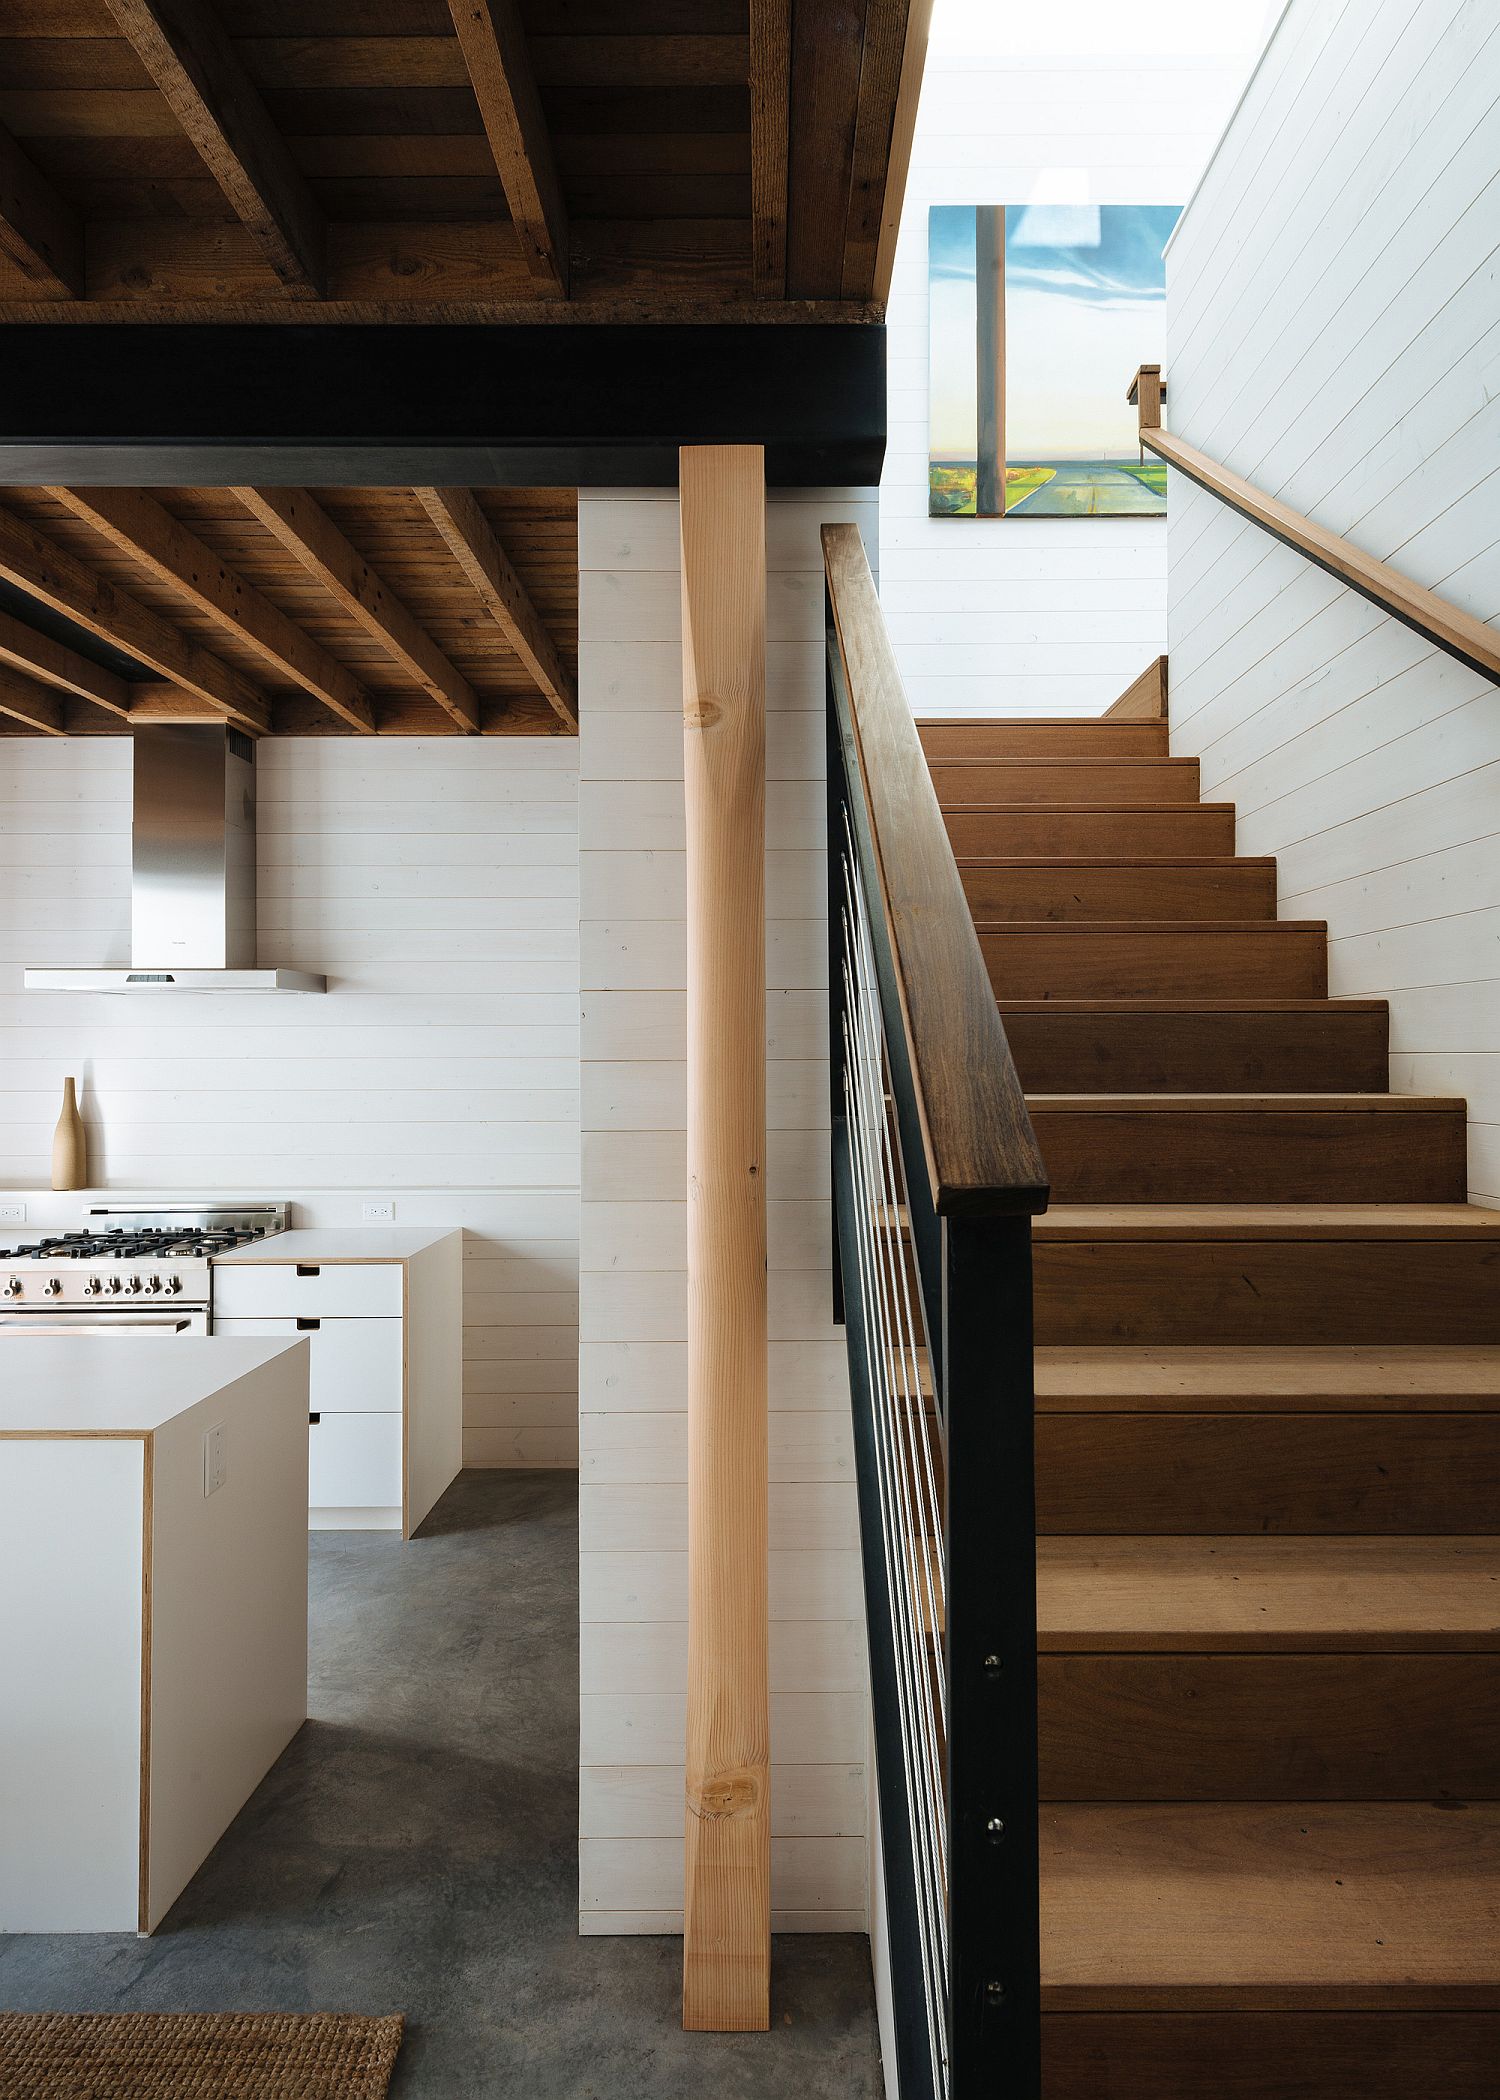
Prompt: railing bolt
<box><xmin>982</xmin><ymin>1653</ymin><xmax>1002</xmax><ymax>1675</ymax></box>
<box><xmin>985</xmin><ymin>1979</ymin><xmax>1007</xmax><ymax>2004</ymax></box>
<box><xmin>986</xmin><ymin>1816</ymin><xmax>1005</xmax><ymax>1841</ymax></box>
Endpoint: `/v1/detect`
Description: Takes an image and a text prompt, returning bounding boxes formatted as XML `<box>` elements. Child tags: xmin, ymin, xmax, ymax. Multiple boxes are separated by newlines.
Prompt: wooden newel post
<box><xmin>1128</xmin><ymin>362</ymin><xmax>1165</xmax><ymax>440</ymax></box>
<box><xmin>975</xmin><ymin>204</ymin><xmax>1006</xmax><ymax>516</ymax></box>
<box><xmin>679</xmin><ymin>443</ymin><xmax>771</xmax><ymax>2033</ymax></box>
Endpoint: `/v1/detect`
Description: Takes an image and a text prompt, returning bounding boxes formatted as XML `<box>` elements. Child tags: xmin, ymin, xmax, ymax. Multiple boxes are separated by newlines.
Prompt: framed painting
<box><xmin>928</xmin><ymin>202</ymin><xmax>1180</xmax><ymax>518</ymax></box>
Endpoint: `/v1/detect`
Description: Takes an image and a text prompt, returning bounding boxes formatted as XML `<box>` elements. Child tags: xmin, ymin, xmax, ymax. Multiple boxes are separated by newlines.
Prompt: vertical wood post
<box><xmin>679</xmin><ymin>443</ymin><xmax>771</xmax><ymax>2033</ymax></box>
<box><xmin>975</xmin><ymin>204</ymin><xmax>1006</xmax><ymax>516</ymax></box>
<box><xmin>1130</xmin><ymin>361</ymin><xmax>1164</xmax><ymax>433</ymax></box>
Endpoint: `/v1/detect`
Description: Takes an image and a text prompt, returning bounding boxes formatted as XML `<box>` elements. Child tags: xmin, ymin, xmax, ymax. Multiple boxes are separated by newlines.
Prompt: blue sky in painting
<box><xmin>928</xmin><ymin>203</ymin><xmax>1180</xmax><ymax>461</ymax></box>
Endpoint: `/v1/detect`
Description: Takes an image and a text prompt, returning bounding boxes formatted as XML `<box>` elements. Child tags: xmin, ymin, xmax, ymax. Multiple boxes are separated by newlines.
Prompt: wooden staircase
<box><xmin>919</xmin><ymin>710</ymin><xmax>1500</xmax><ymax>2097</ymax></box>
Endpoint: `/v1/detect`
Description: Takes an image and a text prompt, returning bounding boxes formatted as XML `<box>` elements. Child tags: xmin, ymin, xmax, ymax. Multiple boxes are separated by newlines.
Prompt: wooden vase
<box><xmin>51</xmin><ymin>1076</ymin><xmax>87</xmax><ymax>1192</ymax></box>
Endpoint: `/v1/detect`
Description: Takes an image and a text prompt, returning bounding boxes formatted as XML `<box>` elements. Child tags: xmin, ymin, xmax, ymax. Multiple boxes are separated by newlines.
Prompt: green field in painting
<box><xmin>1118</xmin><ymin>461</ymin><xmax>1168</xmax><ymax>497</ymax></box>
<box><xmin>929</xmin><ymin>463</ymin><xmax>1056</xmax><ymax>516</ymax></box>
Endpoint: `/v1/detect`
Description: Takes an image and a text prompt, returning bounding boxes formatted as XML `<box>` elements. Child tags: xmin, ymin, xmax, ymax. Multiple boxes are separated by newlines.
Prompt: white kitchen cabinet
<box><xmin>0</xmin><ymin>1337</ymin><xmax>308</xmax><ymax>1933</ymax></box>
<box><xmin>212</xmin><ymin>1227</ymin><xmax>462</xmax><ymax>1538</ymax></box>
<box><xmin>212</xmin><ymin>1315</ymin><xmax>403</xmax><ymax>1414</ymax></box>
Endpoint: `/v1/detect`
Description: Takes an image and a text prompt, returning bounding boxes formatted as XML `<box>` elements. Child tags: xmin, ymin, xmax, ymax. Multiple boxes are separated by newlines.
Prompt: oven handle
<box><xmin>0</xmin><ymin>1313</ymin><xmax>199</xmax><ymax>1335</ymax></box>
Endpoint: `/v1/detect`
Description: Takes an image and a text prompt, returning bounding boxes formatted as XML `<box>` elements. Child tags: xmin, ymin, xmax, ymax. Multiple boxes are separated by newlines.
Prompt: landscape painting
<box><xmin>928</xmin><ymin>202</ymin><xmax>1180</xmax><ymax>517</ymax></box>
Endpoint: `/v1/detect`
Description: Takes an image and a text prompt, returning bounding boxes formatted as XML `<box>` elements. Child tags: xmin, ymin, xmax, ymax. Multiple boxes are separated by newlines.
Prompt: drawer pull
<box><xmin>309</xmin><ymin>1412</ymin><xmax>321</xmax><ymax>1425</ymax></box>
<box><xmin>296</xmin><ymin>1263</ymin><xmax>321</xmax><ymax>1277</ymax></box>
<box><xmin>296</xmin><ymin>1316</ymin><xmax>320</xmax><ymax>1331</ymax></box>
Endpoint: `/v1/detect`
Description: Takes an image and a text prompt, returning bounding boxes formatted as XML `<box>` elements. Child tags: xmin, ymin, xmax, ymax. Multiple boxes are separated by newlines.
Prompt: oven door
<box><xmin>0</xmin><ymin>1307</ymin><xmax>207</xmax><ymax>1336</ymax></box>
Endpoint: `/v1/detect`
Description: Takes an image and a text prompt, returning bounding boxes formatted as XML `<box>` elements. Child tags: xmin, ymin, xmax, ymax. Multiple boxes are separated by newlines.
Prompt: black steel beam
<box><xmin>0</xmin><ymin>323</ymin><xmax>886</xmax><ymax>487</ymax></box>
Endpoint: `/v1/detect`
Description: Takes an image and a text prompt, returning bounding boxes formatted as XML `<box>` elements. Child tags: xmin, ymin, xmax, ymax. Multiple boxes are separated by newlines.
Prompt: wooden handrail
<box><xmin>822</xmin><ymin>521</ymin><xmax>1048</xmax><ymax>1217</ymax></box>
<box><xmin>1129</xmin><ymin>364</ymin><xmax>1500</xmax><ymax>686</ymax></box>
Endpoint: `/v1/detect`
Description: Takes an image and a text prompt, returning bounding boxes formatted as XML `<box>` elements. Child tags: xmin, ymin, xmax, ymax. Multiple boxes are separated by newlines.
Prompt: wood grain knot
<box><xmin>685</xmin><ymin>696</ymin><xmax>723</xmax><ymax>728</ymax></box>
<box><xmin>687</xmin><ymin>1770</ymin><xmax>762</xmax><ymax>1823</ymax></box>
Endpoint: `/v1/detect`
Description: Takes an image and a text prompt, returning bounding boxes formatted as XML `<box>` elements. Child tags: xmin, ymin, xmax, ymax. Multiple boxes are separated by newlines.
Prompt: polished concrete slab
<box><xmin>0</xmin><ymin>1471</ymin><xmax>884</xmax><ymax>2097</ymax></box>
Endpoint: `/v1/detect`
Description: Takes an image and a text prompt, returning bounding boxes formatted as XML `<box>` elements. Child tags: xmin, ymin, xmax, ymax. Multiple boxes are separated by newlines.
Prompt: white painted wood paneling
<box><xmin>0</xmin><ymin>738</ymin><xmax>580</xmax><ymax>1465</ymax></box>
<box><xmin>1165</xmin><ymin>0</ymin><xmax>1500</xmax><ymax>1205</ymax></box>
<box><xmin>577</xmin><ymin>486</ymin><xmax>873</xmax><ymax>1933</ymax></box>
<box><xmin>880</xmin><ymin>53</ymin><xmax>1254</xmax><ymax>717</ymax></box>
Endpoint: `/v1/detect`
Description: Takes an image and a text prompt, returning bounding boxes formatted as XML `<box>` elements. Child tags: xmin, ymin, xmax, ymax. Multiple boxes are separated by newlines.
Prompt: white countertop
<box><xmin>213</xmin><ymin>1227</ymin><xmax>460</xmax><ymax>1264</ymax></box>
<box><xmin>0</xmin><ymin>1336</ymin><xmax>308</xmax><ymax>1436</ymax></box>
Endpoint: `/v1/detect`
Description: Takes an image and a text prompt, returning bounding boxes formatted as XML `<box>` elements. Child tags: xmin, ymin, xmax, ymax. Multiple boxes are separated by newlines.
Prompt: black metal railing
<box><xmin>824</xmin><ymin>522</ymin><xmax>1049</xmax><ymax>2098</ymax></box>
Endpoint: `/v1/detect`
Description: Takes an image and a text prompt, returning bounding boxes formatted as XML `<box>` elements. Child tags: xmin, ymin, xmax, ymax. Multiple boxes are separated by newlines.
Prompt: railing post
<box><xmin>1128</xmin><ymin>360</ymin><xmax>1164</xmax><ymax>433</ymax></box>
<box><xmin>943</xmin><ymin>1214</ymin><xmax>1041</xmax><ymax>2095</ymax></box>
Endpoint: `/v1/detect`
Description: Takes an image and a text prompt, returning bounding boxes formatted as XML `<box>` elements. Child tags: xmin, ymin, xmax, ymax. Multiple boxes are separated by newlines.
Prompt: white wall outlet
<box><xmin>362</xmin><ymin>1201</ymin><xmax>395</xmax><ymax>1224</ymax></box>
<box><xmin>0</xmin><ymin>1202</ymin><xmax>26</xmax><ymax>1224</ymax></box>
<box><xmin>203</xmin><ymin>1424</ymin><xmax>228</xmax><ymax>1498</ymax></box>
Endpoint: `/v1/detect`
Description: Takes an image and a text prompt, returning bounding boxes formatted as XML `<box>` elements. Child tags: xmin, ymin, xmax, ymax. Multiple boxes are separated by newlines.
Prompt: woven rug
<box><xmin>0</xmin><ymin>2012</ymin><xmax>403</xmax><ymax>2100</ymax></box>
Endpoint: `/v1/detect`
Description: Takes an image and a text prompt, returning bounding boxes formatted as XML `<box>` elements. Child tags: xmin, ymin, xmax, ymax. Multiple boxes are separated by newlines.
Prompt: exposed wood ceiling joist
<box><xmin>234</xmin><ymin>487</ymin><xmax>481</xmax><ymax>733</ymax></box>
<box><xmin>0</xmin><ymin>503</ymin><xmax>271</xmax><ymax>733</ymax></box>
<box><xmin>0</xmin><ymin>600</ymin><xmax>131</xmax><ymax>719</ymax></box>
<box><xmin>416</xmin><ymin>487</ymin><xmax>577</xmax><ymax>729</ymax></box>
<box><xmin>0</xmin><ymin>4</ymin><xmax>925</xmax><ymax>322</ymax></box>
<box><xmin>49</xmin><ymin>485</ymin><xmax>377</xmax><ymax>734</ymax></box>
<box><xmin>447</xmin><ymin>0</ymin><xmax>569</xmax><ymax>298</ymax></box>
<box><xmin>100</xmin><ymin>0</ymin><xmax>327</xmax><ymax>298</ymax></box>
<box><xmin>845</xmin><ymin>0</ymin><xmax>931</xmax><ymax>304</ymax></box>
<box><xmin>0</xmin><ymin>663</ymin><xmax>66</xmax><ymax>735</ymax></box>
<box><xmin>0</xmin><ymin>117</ymin><xmax>82</xmax><ymax>298</ymax></box>
<box><xmin>749</xmin><ymin>0</ymin><xmax>791</xmax><ymax>299</ymax></box>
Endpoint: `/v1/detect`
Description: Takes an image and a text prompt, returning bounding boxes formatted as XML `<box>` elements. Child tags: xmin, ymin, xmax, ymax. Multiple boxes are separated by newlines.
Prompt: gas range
<box><xmin>0</xmin><ymin>1204</ymin><xmax>289</xmax><ymax>1333</ymax></box>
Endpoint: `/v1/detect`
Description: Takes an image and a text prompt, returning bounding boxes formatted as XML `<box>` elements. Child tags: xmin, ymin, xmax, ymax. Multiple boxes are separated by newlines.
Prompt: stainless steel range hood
<box><xmin>25</xmin><ymin>724</ymin><xmax>325</xmax><ymax>993</ymax></box>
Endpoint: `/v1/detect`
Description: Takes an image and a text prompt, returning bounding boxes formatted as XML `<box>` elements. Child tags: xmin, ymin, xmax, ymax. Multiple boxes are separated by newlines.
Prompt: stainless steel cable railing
<box><xmin>824</xmin><ymin>521</ymin><xmax>1049</xmax><ymax>2099</ymax></box>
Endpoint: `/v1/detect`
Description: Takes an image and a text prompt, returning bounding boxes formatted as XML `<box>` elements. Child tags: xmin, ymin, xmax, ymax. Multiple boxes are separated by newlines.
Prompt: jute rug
<box><xmin>0</xmin><ymin>2012</ymin><xmax>403</xmax><ymax>2100</ymax></box>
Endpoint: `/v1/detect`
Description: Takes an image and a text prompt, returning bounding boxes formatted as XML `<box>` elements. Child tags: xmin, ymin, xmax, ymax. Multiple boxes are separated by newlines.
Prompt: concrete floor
<box><xmin>0</xmin><ymin>1471</ymin><xmax>884</xmax><ymax>2097</ymax></box>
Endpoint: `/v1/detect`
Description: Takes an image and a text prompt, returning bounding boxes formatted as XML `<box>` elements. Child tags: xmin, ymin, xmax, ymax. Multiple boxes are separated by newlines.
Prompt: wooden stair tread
<box><xmin>959</xmin><ymin>855</ymin><xmax>1276</xmax><ymax>869</ymax></box>
<box><xmin>1035</xmin><ymin>1346</ymin><xmax>1500</xmax><ymax>1410</ymax></box>
<box><xmin>998</xmin><ymin>997</ymin><xmax>1388</xmax><ymax>1012</ymax></box>
<box><xmin>945</xmin><ymin>799</ymin><xmax>1235</xmax><ymax>813</ymax></box>
<box><xmin>975</xmin><ymin>919</ymin><xmax>1328</xmax><ymax>933</ymax></box>
<box><xmin>1036</xmin><ymin>1537</ymin><xmax>1500</xmax><ymax>1652</ymax></box>
<box><xmin>1033</xmin><ymin>1204</ymin><xmax>1500</xmax><ymax>1240</ymax></box>
<box><xmin>1041</xmin><ymin>1801</ymin><xmax>1500</xmax><ymax>2008</ymax></box>
<box><xmin>1026</xmin><ymin>1093</ymin><xmax>1463</xmax><ymax>1111</ymax></box>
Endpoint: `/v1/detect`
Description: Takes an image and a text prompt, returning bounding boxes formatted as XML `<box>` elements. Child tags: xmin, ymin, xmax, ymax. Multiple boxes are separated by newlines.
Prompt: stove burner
<box><xmin>7</xmin><ymin>1223</ymin><xmax>276</xmax><ymax>1262</ymax></box>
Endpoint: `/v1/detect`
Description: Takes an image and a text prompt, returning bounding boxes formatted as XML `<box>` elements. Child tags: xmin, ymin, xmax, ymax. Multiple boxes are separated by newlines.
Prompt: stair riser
<box><xmin>945</xmin><ymin>808</ymin><xmax>1235</xmax><ymax>856</ymax></box>
<box><xmin>920</xmin><ymin>722</ymin><xmax>1168</xmax><ymax>759</ymax></box>
<box><xmin>1001</xmin><ymin>1004</ymin><xmax>1391</xmax><ymax>1092</ymax></box>
<box><xmin>1035</xmin><ymin>1413</ymin><xmax>1500</xmax><ymax>1532</ymax></box>
<box><xmin>1032</xmin><ymin>1108</ymin><xmax>1468</xmax><ymax>1203</ymax></box>
<box><xmin>962</xmin><ymin>861</ymin><xmax>1276</xmax><ymax>921</ymax></box>
<box><xmin>1034</xmin><ymin>1241</ymin><xmax>1500</xmax><ymax>1345</ymax></box>
<box><xmin>1042</xmin><ymin>2012</ymin><xmax>1500</xmax><ymax>2099</ymax></box>
<box><xmin>932</xmin><ymin>759</ymin><xmax>1200</xmax><ymax>805</ymax></box>
<box><xmin>981</xmin><ymin>928</ymin><xmax>1328</xmax><ymax>999</ymax></box>
<box><xmin>1039</xmin><ymin>1654</ymin><xmax>1500</xmax><ymax>1799</ymax></box>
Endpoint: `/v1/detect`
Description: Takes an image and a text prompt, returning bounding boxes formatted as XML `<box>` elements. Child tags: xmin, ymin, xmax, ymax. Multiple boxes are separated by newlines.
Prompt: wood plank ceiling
<box><xmin>0</xmin><ymin>485</ymin><xmax>578</xmax><ymax>735</ymax></box>
<box><xmin>0</xmin><ymin>0</ymin><xmax>929</xmax><ymax>320</ymax></box>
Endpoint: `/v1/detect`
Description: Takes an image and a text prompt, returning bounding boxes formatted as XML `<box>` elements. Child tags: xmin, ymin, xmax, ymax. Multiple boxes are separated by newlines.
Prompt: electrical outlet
<box><xmin>0</xmin><ymin>1202</ymin><xmax>26</xmax><ymax>1224</ymax></box>
<box><xmin>362</xmin><ymin>1200</ymin><xmax>395</xmax><ymax>1224</ymax></box>
<box><xmin>203</xmin><ymin>1424</ymin><xmax>228</xmax><ymax>1498</ymax></box>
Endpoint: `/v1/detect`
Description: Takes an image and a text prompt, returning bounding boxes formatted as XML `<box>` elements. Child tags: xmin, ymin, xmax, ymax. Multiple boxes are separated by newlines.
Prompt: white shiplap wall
<box><xmin>0</xmin><ymin>734</ymin><xmax>580</xmax><ymax>1461</ymax></box>
<box><xmin>577</xmin><ymin>485</ymin><xmax>876</xmax><ymax>1933</ymax></box>
<box><xmin>881</xmin><ymin>50</ymin><xmax>1256</xmax><ymax>716</ymax></box>
<box><xmin>1166</xmin><ymin>0</ymin><xmax>1500</xmax><ymax>1205</ymax></box>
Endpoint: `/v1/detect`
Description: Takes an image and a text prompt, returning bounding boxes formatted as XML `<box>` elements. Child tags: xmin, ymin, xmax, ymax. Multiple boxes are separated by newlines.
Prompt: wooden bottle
<box><xmin>51</xmin><ymin>1076</ymin><xmax>87</xmax><ymax>1192</ymax></box>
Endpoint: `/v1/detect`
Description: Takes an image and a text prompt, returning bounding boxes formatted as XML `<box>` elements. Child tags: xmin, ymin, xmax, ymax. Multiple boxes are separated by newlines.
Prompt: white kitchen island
<box><xmin>0</xmin><ymin>1337</ymin><xmax>310</xmax><ymax>1934</ymax></box>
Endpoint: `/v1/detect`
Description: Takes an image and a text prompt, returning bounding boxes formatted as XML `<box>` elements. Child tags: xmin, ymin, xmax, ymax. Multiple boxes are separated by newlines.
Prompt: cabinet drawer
<box><xmin>307</xmin><ymin>1411</ymin><xmax>402</xmax><ymax>1510</ymax></box>
<box><xmin>212</xmin><ymin>1262</ymin><xmax>403</xmax><ymax>1319</ymax></box>
<box><xmin>214</xmin><ymin>1316</ymin><xmax>402</xmax><ymax>1414</ymax></box>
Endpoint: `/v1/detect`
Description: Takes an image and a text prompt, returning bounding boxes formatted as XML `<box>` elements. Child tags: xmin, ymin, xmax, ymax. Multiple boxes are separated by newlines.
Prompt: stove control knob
<box><xmin>144</xmin><ymin>1275</ymin><xmax>162</xmax><ymax>1295</ymax></box>
<box><xmin>163</xmin><ymin>1275</ymin><xmax>182</xmax><ymax>1296</ymax></box>
<box><xmin>124</xmin><ymin>1275</ymin><xmax>143</xmax><ymax>1295</ymax></box>
<box><xmin>105</xmin><ymin>1275</ymin><xmax>123</xmax><ymax>1295</ymax></box>
<box><xmin>43</xmin><ymin>1277</ymin><xmax>62</xmax><ymax>1296</ymax></box>
<box><xmin>84</xmin><ymin>1276</ymin><xmax>102</xmax><ymax>1296</ymax></box>
<box><xmin>2</xmin><ymin>1276</ymin><xmax>20</xmax><ymax>1298</ymax></box>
